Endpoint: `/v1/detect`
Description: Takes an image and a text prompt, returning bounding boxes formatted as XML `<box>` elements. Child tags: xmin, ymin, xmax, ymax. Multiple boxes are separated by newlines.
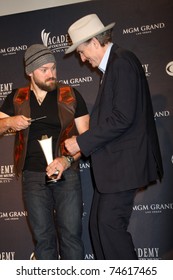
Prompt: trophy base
<box><xmin>45</xmin><ymin>174</ymin><xmax>65</xmax><ymax>184</ymax></box>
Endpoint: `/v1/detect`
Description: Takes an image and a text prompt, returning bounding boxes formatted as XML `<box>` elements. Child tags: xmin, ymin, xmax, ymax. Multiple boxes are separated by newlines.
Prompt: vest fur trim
<box><xmin>13</xmin><ymin>84</ymin><xmax>77</xmax><ymax>175</ymax></box>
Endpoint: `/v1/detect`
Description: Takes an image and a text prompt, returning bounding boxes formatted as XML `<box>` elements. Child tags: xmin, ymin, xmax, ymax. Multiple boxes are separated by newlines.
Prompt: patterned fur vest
<box><xmin>13</xmin><ymin>83</ymin><xmax>78</xmax><ymax>176</ymax></box>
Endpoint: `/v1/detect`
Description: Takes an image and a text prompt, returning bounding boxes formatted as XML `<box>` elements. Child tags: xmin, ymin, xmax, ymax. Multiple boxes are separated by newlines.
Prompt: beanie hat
<box><xmin>24</xmin><ymin>44</ymin><xmax>56</xmax><ymax>74</ymax></box>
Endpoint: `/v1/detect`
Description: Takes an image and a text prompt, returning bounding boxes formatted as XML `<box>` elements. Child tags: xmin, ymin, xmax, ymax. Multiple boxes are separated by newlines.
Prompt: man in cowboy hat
<box><xmin>65</xmin><ymin>14</ymin><xmax>163</xmax><ymax>260</ymax></box>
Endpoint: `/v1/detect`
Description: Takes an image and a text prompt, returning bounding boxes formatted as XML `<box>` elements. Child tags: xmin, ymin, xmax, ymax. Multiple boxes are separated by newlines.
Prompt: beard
<box><xmin>34</xmin><ymin>77</ymin><xmax>57</xmax><ymax>92</ymax></box>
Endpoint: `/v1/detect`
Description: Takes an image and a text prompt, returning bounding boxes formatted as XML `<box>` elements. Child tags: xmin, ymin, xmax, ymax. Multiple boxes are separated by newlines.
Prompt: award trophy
<box><xmin>38</xmin><ymin>135</ymin><xmax>59</xmax><ymax>184</ymax></box>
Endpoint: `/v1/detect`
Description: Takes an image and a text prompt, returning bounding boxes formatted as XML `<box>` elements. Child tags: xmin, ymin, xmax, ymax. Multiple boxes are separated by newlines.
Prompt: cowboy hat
<box><xmin>65</xmin><ymin>14</ymin><xmax>115</xmax><ymax>54</ymax></box>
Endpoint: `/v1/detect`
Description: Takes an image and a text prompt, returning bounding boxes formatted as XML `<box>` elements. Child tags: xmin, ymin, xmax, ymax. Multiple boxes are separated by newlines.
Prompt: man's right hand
<box><xmin>0</xmin><ymin>114</ymin><xmax>31</xmax><ymax>134</ymax></box>
<box><xmin>8</xmin><ymin>115</ymin><xmax>31</xmax><ymax>131</ymax></box>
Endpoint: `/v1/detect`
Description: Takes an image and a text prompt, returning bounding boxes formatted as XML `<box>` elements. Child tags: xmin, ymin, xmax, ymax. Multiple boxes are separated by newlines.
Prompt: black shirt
<box><xmin>0</xmin><ymin>88</ymin><xmax>88</xmax><ymax>171</ymax></box>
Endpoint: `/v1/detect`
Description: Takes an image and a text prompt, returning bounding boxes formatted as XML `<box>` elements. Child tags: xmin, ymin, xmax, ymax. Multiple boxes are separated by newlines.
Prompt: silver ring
<box><xmin>55</xmin><ymin>169</ymin><xmax>59</xmax><ymax>175</ymax></box>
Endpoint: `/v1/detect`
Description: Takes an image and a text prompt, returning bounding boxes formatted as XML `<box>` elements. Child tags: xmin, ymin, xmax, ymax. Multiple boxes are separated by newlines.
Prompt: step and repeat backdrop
<box><xmin>0</xmin><ymin>0</ymin><xmax>173</xmax><ymax>260</ymax></box>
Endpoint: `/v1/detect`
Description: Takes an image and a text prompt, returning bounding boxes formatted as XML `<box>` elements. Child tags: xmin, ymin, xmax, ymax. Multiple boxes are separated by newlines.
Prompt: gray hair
<box><xmin>84</xmin><ymin>29</ymin><xmax>113</xmax><ymax>47</ymax></box>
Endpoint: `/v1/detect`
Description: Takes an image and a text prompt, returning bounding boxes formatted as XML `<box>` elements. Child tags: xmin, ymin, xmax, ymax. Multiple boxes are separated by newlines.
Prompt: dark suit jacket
<box><xmin>78</xmin><ymin>43</ymin><xmax>163</xmax><ymax>193</ymax></box>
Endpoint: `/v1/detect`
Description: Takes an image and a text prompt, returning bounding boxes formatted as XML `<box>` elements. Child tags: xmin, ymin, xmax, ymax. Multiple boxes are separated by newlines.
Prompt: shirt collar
<box><xmin>99</xmin><ymin>43</ymin><xmax>113</xmax><ymax>73</ymax></box>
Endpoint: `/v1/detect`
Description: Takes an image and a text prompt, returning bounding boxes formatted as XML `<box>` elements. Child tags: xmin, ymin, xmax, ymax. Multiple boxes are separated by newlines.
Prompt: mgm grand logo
<box><xmin>59</xmin><ymin>76</ymin><xmax>93</xmax><ymax>87</ymax></box>
<box><xmin>79</xmin><ymin>161</ymin><xmax>91</xmax><ymax>172</ymax></box>
<box><xmin>123</xmin><ymin>22</ymin><xmax>165</xmax><ymax>35</ymax></box>
<box><xmin>0</xmin><ymin>211</ymin><xmax>27</xmax><ymax>221</ymax></box>
<box><xmin>0</xmin><ymin>45</ymin><xmax>27</xmax><ymax>56</ymax></box>
<box><xmin>133</xmin><ymin>203</ymin><xmax>173</xmax><ymax>213</ymax></box>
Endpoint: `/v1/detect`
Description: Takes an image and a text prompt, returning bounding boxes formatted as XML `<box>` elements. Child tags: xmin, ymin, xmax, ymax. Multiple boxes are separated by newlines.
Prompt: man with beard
<box><xmin>0</xmin><ymin>44</ymin><xmax>89</xmax><ymax>260</ymax></box>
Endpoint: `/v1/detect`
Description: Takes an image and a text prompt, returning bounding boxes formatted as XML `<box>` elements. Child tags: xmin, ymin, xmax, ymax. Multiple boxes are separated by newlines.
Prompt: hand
<box><xmin>46</xmin><ymin>156</ymin><xmax>70</xmax><ymax>180</ymax></box>
<box><xmin>65</xmin><ymin>136</ymin><xmax>80</xmax><ymax>155</ymax></box>
<box><xmin>9</xmin><ymin>115</ymin><xmax>31</xmax><ymax>131</ymax></box>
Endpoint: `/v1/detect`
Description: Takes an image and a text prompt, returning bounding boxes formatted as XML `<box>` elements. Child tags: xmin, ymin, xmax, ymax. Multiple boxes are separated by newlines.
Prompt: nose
<box><xmin>50</xmin><ymin>68</ymin><xmax>54</xmax><ymax>75</ymax></box>
<box><xmin>48</xmin><ymin>68</ymin><xmax>56</xmax><ymax>77</ymax></box>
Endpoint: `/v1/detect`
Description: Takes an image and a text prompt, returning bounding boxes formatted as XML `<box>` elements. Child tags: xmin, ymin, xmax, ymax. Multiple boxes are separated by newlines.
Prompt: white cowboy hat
<box><xmin>65</xmin><ymin>14</ymin><xmax>115</xmax><ymax>54</ymax></box>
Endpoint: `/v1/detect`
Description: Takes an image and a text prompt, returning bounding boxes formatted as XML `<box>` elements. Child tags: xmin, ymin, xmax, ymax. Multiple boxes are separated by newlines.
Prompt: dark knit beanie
<box><xmin>24</xmin><ymin>44</ymin><xmax>56</xmax><ymax>74</ymax></box>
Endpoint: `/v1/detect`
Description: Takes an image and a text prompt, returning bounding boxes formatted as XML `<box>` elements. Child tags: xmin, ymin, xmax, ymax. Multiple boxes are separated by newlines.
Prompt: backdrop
<box><xmin>0</xmin><ymin>0</ymin><xmax>173</xmax><ymax>260</ymax></box>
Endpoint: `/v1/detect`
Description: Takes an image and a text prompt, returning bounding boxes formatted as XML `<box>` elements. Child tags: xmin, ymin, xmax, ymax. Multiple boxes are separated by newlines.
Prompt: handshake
<box><xmin>65</xmin><ymin>136</ymin><xmax>80</xmax><ymax>155</ymax></box>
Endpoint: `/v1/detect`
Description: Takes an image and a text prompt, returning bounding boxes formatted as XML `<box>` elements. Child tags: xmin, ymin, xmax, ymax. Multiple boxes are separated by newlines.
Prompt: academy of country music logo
<box><xmin>0</xmin><ymin>251</ymin><xmax>15</xmax><ymax>260</ymax></box>
<box><xmin>123</xmin><ymin>22</ymin><xmax>165</xmax><ymax>36</ymax></box>
<box><xmin>0</xmin><ymin>164</ymin><xmax>15</xmax><ymax>183</ymax></box>
<box><xmin>41</xmin><ymin>29</ymin><xmax>70</xmax><ymax>53</ymax></box>
<box><xmin>0</xmin><ymin>82</ymin><xmax>13</xmax><ymax>102</ymax></box>
<box><xmin>135</xmin><ymin>247</ymin><xmax>161</xmax><ymax>260</ymax></box>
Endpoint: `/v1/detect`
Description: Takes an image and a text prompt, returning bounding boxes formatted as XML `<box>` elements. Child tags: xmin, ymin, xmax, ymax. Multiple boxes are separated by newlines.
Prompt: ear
<box><xmin>92</xmin><ymin>37</ymin><xmax>100</xmax><ymax>49</ymax></box>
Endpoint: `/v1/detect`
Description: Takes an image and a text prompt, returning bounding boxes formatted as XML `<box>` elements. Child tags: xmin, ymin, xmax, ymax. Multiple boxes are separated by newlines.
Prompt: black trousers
<box><xmin>89</xmin><ymin>187</ymin><xmax>138</xmax><ymax>260</ymax></box>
